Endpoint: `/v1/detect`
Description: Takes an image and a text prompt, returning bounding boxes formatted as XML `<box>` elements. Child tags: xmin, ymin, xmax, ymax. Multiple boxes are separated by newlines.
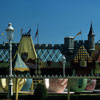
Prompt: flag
<box><xmin>27</xmin><ymin>28</ymin><xmax>31</xmax><ymax>35</ymax></box>
<box><xmin>76</xmin><ymin>31</ymin><xmax>81</xmax><ymax>36</ymax></box>
<box><xmin>74</xmin><ymin>31</ymin><xmax>82</xmax><ymax>39</ymax></box>
<box><xmin>1</xmin><ymin>33</ymin><xmax>4</xmax><ymax>36</ymax></box>
<box><xmin>1</xmin><ymin>33</ymin><xmax>5</xmax><ymax>43</ymax></box>
<box><xmin>35</xmin><ymin>28</ymin><xmax>38</xmax><ymax>39</ymax></box>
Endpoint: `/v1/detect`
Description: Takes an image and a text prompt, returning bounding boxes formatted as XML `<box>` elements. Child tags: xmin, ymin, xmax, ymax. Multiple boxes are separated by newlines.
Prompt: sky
<box><xmin>0</xmin><ymin>0</ymin><xmax>100</xmax><ymax>44</ymax></box>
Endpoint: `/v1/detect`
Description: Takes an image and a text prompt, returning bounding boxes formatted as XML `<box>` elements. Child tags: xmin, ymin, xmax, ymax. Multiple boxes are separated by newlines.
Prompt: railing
<box><xmin>0</xmin><ymin>75</ymin><xmax>99</xmax><ymax>100</ymax></box>
<box><xmin>0</xmin><ymin>74</ymin><xmax>100</xmax><ymax>78</ymax></box>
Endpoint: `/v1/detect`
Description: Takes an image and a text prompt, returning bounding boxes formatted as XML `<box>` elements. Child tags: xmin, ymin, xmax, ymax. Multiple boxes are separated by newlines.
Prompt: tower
<box><xmin>88</xmin><ymin>23</ymin><xmax>95</xmax><ymax>53</ymax></box>
<box><xmin>64</xmin><ymin>36</ymin><xmax>74</xmax><ymax>53</ymax></box>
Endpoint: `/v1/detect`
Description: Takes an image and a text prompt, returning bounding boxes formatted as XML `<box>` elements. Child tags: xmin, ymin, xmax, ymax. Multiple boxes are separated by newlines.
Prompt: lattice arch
<box><xmin>0</xmin><ymin>49</ymin><xmax>63</xmax><ymax>62</ymax></box>
<box><xmin>0</xmin><ymin>49</ymin><xmax>9</xmax><ymax>62</ymax></box>
<box><xmin>36</xmin><ymin>49</ymin><xmax>63</xmax><ymax>62</ymax></box>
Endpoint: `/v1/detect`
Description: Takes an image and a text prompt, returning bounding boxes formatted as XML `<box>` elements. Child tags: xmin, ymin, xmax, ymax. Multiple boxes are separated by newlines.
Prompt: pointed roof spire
<box><xmin>88</xmin><ymin>21</ymin><xmax>95</xmax><ymax>36</ymax></box>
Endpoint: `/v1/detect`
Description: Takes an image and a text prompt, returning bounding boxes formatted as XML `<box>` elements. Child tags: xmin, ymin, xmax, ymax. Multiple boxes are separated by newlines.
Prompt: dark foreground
<box><xmin>1</xmin><ymin>93</ymin><xmax>100</xmax><ymax>100</ymax></box>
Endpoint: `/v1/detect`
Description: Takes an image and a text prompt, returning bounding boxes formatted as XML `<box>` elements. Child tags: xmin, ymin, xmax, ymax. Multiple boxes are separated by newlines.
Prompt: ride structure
<box><xmin>0</xmin><ymin>23</ymin><xmax>100</xmax><ymax>100</ymax></box>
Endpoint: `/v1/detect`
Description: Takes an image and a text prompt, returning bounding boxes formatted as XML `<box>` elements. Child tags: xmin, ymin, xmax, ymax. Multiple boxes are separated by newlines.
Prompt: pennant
<box><xmin>76</xmin><ymin>31</ymin><xmax>81</xmax><ymax>36</ymax></box>
<box><xmin>27</xmin><ymin>28</ymin><xmax>31</xmax><ymax>35</ymax></box>
<box><xmin>74</xmin><ymin>31</ymin><xmax>82</xmax><ymax>39</ymax></box>
<box><xmin>35</xmin><ymin>28</ymin><xmax>38</xmax><ymax>39</ymax></box>
<box><xmin>1</xmin><ymin>33</ymin><xmax>4</xmax><ymax>36</ymax></box>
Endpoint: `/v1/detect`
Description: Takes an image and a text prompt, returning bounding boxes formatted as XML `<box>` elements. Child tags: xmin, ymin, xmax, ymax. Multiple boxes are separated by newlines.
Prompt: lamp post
<box><xmin>63</xmin><ymin>55</ymin><xmax>66</xmax><ymax>76</ymax></box>
<box><xmin>6</xmin><ymin>23</ymin><xmax>14</xmax><ymax>98</ymax></box>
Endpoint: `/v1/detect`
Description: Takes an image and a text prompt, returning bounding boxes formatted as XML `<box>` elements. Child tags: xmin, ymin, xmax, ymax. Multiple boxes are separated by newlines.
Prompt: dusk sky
<box><xmin>0</xmin><ymin>0</ymin><xmax>100</xmax><ymax>44</ymax></box>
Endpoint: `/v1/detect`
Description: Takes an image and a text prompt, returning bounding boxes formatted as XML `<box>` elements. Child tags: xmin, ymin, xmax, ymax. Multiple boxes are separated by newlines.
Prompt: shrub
<box><xmin>34</xmin><ymin>83</ymin><xmax>47</xmax><ymax>100</ymax></box>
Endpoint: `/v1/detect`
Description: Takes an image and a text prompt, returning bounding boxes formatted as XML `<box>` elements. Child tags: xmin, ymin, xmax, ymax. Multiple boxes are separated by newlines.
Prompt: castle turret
<box><xmin>64</xmin><ymin>36</ymin><xmax>74</xmax><ymax>53</ymax></box>
<box><xmin>88</xmin><ymin>23</ymin><xmax>95</xmax><ymax>53</ymax></box>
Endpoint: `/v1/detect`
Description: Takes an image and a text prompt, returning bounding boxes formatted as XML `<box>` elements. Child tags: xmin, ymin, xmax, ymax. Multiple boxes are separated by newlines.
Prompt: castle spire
<box><xmin>88</xmin><ymin>22</ymin><xmax>95</xmax><ymax>53</ymax></box>
<box><xmin>88</xmin><ymin>22</ymin><xmax>95</xmax><ymax>36</ymax></box>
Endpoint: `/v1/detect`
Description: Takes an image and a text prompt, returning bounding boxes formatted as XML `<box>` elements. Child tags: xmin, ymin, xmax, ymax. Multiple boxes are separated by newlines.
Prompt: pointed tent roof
<box><xmin>14</xmin><ymin>54</ymin><xmax>30</xmax><ymax>71</ymax></box>
<box><xmin>73</xmin><ymin>45</ymin><xmax>92</xmax><ymax>63</ymax></box>
<box><xmin>15</xmin><ymin>35</ymin><xmax>37</xmax><ymax>60</ymax></box>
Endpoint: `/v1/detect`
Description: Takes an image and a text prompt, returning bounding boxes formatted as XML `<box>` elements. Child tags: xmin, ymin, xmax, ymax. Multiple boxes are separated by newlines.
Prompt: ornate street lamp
<box><xmin>63</xmin><ymin>55</ymin><xmax>66</xmax><ymax>76</ymax></box>
<box><xmin>6</xmin><ymin>23</ymin><xmax>14</xmax><ymax>98</ymax></box>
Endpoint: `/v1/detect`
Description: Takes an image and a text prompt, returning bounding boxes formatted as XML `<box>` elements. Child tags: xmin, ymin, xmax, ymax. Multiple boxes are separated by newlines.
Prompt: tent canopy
<box><xmin>14</xmin><ymin>54</ymin><xmax>30</xmax><ymax>72</ymax></box>
<box><xmin>15</xmin><ymin>35</ymin><xmax>37</xmax><ymax>61</ymax></box>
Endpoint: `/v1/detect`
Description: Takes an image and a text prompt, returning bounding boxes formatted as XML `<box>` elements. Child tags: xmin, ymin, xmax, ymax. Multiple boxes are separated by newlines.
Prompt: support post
<box><xmin>16</xmin><ymin>78</ymin><xmax>18</xmax><ymax>100</ymax></box>
<box><xmin>8</xmin><ymin>40</ymin><xmax>13</xmax><ymax>98</ymax></box>
<box><xmin>63</xmin><ymin>56</ymin><xmax>66</xmax><ymax>77</ymax></box>
<box><xmin>67</xmin><ymin>78</ymin><xmax>70</xmax><ymax>100</ymax></box>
